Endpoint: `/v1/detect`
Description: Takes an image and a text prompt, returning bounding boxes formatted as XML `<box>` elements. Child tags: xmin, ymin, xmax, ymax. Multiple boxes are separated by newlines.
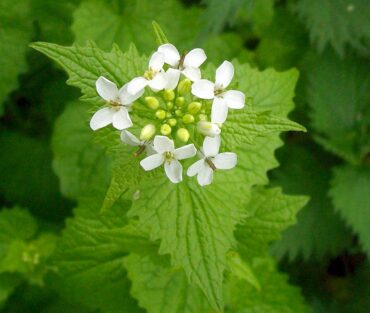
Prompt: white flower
<box><xmin>127</xmin><ymin>52</ymin><xmax>167</xmax><ymax>95</ymax></box>
<box><xmin>90</xmin><ymin>76</ymin><xmax>143</xmax><ymax>131</ymax></box>
<box><xmin>158</xmin><ymin>43</ymin><xmax>207</xmax><ymax>82</ymax></box>
<box><xmin>120</xmin><ymin>130</ymin><xmax>155</xmax><ymax>155</ymax></box>
<box><xmin>140</xmin><ymin>136</ymin><xmax>196</xmax><ymax>183</ymax></box>
<box><xmin>187</xmin><ymin>136</ymin><xmax>237</xmax><ymax>186</ymax></box>
<box><xmin>191</xmin><ymin>61</ymin><xmax>245</xmax><ymax>124</ymax></box>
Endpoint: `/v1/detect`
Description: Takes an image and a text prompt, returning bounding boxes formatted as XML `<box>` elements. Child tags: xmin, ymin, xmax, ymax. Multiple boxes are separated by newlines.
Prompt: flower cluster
<box><xmin>90</xmin><ymin>43</ymin><xmax>245</xmax><ymax>186</ymax></box>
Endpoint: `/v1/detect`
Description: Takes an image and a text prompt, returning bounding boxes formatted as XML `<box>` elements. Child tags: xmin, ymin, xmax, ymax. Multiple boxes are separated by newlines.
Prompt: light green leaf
<box><xmin>235</xmin><ymin>187</ymin><xmax>308</xmax><ymax>259</ymax></box>
<box><xmin>72</xmin><ymin>0</ymin><xmax>201</xmax><ymax>52</ymax></box>
<box><xmin>226</xmin><ymin>257</ymin><xmax>312</xmax><ymax>313</ymax></box>
<box><xmin>294</xmin><ymin>0</ymin><xmax>370</xmax><ymax>57</ymax></box>
<box><xmin>52</xmin><ymin>101</ymin><xmax>111</xmax><ymax>199</ymax></box>
<box><xmin>53</xmin><ymin>192</ymin><xmax>153</xmax><ymax>313</ymax></box>
<box><xmin>307</xmin><ymin>50</ymin><xmax>370</xmax><ymax>164</ymax></box>
<box><xmin>329</xmin><ymin>165</ymin><xmax>370</xmax><ymax>255</ymax></box>
<box><xmin>270</xmin><ymin>145</ymin><xmax>352</xmax><ymax>260</ymax></box>
<box><xmin>0</xmin><ymin>0</ymin><xmax>33</xmax><ymax>115</ymax></box>
<box><xmin>125</xmin><ymin>254</ymin><xmax>213</xmax><ymax>313</ymax></box>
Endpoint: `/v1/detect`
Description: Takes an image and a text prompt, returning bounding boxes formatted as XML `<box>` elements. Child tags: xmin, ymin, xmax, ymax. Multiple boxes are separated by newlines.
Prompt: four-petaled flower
<box><xmin>191</xmin><ymin>61</ymin><xmax>245</xmax><ymax>124</ymax></box>
<box><xmin>187</xmin><ymin>136</ymin><xmax>237</xmax><ymax>186</ymax></box>
<box><xmin>90</xmin><ymin>76</ymin><xmax>143</xmax><ymax>131</ymax></box>
<box><xmin>127</xmin><ymin>52</ymin><xmax>167</xmax><ymax>95</ymax></box>
<box><xmin>158</xmin><ymin>43</ymin><xmax>207</xmax><ymax>82</ymax></box>
<box><xmin>140</xmin><ymin>136</ymin><xmax>196</xmax><ymax>183</ymax></box>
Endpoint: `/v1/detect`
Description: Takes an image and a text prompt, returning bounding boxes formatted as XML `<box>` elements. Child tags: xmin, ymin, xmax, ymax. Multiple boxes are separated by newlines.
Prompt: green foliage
<box><xmin>0</xmin><ymin>0</ymin><xmax>32</xmax><ymax>115</ymax></box>
<box><xmin>236</xmin><ymin>187</ymin><xmax>308</xmax><ymax>259</ymax></box>
<box><xmin>72</xmin><ymin>0</ymin><xmax>201</xmax><ymax>52</ymax></box>
<box><xmin>329</xmin><ymin>165</ymin><xmax>370</xmax><ymax>255</ymax></box>
<box><xmin>294</xmin><ymin>0</ymin><xmax>370</xmax><ymax>57</ymax></box>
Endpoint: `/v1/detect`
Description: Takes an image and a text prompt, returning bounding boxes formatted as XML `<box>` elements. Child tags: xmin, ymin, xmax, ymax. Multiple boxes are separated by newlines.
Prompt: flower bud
<box><xmin>197</xmin><ymin>121</ymin><xmax>221</xmax><ymax>137</ymax></box>
<box><xmin>177</xmin><ymin>128</ymin><xmax>190</xmax><ymax>143</ymax></box>
<box><xmin>160</xmin><ymin>124</ymin><xmax>172</xmax><ymax>135</ymax></box>
<box><xmin>163</xmin><ymin>89</ymin><xmax>175</xmax><ymax>101</ymax></box>
<box><xmin>166</xmin><ymin>112</ymin><xmax>172</xmax><ymax>118</ymax></box>
<box><xmin>145</xmin><ymin>96</ymin><xmax>159</xmax><ymax>110</ymax></box>
<box><xmin>155</xmin><ymin>109</ymin><xmax>166</xmax><ymax>120</ymax></box>
<box><xmin>175</xmin><ymin>97</ymin><xmax>185</xmax><ymax>107</ymax></box>
<box><xmin>178</xmin><ymin>79</ymin><xmax>191</xmax><ymax>95</ymax></box>
<box><xmin>140</xmin><ymin>124</ymin><xmax>156</xmax><ymax>141</ymax></box>
<box><xmin>166</xmin><ymin>101</ymin><xmax>174</xmax><ymax>110</ymax></box>
<box><xmin>182</xmin><ymin>113</ymin><xmax>195</xmax><ymax>124</ymax></box>
<box><xmin>175</xmin><ymin>109</ymin><xmax>183</xmax><ymax>117</ymax></box>
<box><xmin>168</xmin><ymin>118</ymin><xmax>177</xmax><ymax>126</ymax></box>
<box><xmin>188</xmin><ymin>101</ymin><xmax>202</xmax><ymax>115</ymax></box>
<box><xmin>198</xmin><ymin>114</ymin><xmax>207</xmax><ymax>121</ymax></box>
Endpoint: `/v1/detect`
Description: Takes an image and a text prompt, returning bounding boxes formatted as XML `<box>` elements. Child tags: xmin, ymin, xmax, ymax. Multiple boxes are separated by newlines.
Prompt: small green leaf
<box><xmin>152</xmin><ymin>21</ymin><xmax>169</xmax><ymax>46</ymax></box>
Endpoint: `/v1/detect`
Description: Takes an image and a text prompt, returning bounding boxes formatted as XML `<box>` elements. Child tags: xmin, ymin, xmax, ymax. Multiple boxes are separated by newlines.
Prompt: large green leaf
<box><xmin>235</xmin><ymin>187</ymin><xmax>308</xmax><ymax>259</ymax></box>
<box><xmin>307</xmin><ymin>50</ymin><xmax>370</xmax><ymax>164</ymax></box>
<box><xmin>72</xmin><ymin>0</ymin><xmax>201</xmax><ymax>52</ymax></box>
<box><xmin>294</xmin><ymin>0</ymin><xmax>370</xmax><ymax>57</ymax></box>
<box><xmin>329</xmin><ymin>165</ymin><xmax>370</xmax><ymax>255</ymax></box>
<box><xmin>270</xmin><ymin>145</ymin><xmax>352</xmax><ymax>260</ymax></box>
<box><xmin>0</xmin><ymin>0</ymin><xmax>33</xmax><ymax>115</ymax></box>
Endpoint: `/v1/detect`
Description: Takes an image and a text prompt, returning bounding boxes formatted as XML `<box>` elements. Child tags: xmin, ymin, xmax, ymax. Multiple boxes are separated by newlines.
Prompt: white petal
<box><xmin>145</xmin><ymin>144</ymin><xmax>156</xmax><ymax>156</ymax></box>
<box><xmin>182</xmin><ymin>67</ymin><xmax>201</xmax><ymax>81</ymax></box>
<box><xmin>112</xmin><ymin>107</ymin><xmax>133</xmax><ymax>130</ymax></box>
<box><xmin>119</xmin><ymin>83</ymin><xmax>144</xmax><ymax>105</ymax></box>
<box><xmin>149</xmin><ymin>51</ymin><xmax>165</xmax><ymax>71</ymax></box>
<box><xmin>197</xmin><ymin>166</ymin><xmax>213</xmax><ymax>186</ymax></box>
<box><xmin>153</xmin><ymin>136</ymin><xmax>174</xmax><ymax>154</ymax></box>
<box><xmin>140</xmin><ymin>153</ymin><xmax>164</xmax><ymax>171</ymax></box>
<box><xmin>191</xmin><ymin>79</ymin><xmax>215</xmax><ymax>99</ymax></box>
<box><xmin>120</xmin><ymin>130</ymin><xmax>140</xmax><ymax>146</ymax></box>
<box><xmin>211</xmin><ymin>97</ymin><xmax>229</xmax><ymax>124</ymax></box>
<box><xmin>165</xmin><ymin>68</ymin><xmax>181</xmax><ymax>90</ymax></box>
<box><xmin>215</xmin><ymin>61</ymin><xmax>234</xmax><ymax>89</ymax></box>
<box><xmin>164</xmin><ymin>160</ymin><xmax>183</xmax><ymax>183</ymax></box>
<box><xmin>96</xmin><ymin>76</ymin><xmax>119</xmax><ymax>101</ymax></box>
<box><xmin>223</xmin><ymin>90</ymin><xmax>245</xmax><ymax>109</ymax></box>
<box><xmin>158</xmin><ymin>43</ymin><xmax>180</xmax><ymax>67</ymax></box>
<box><xmin>89</xmin><ymin>107</ymin><xmax>114</xmax><ymax>130</ymax></box>
<box><xmin>183</xmin><ymin>48</ymin><xmax>207</xmax><ymax>68</ymax></box>
<box><xmin>127</xmin><ymin>77</ymin><xmax>148</xmax><ymax>95</ymax></box>
<box><xmin>148</xmin><ymin>72</ymin><xmax>167</xmax><ymax>92</ymax></box>
<box><xmin>187</xmin><ymin>159</ymin><xmax>206</xmax><ymax>177</ymax></box>
<box><xmin>203</xmin><ymin>135</ymin><xmax>220</xmax><ymax>158</ymax></box>
<box><xmin>174</xmin><ymin>144</ymin><xmax>196</xmax><ymax>160</ymax></box>
<box><xmin>197</xmin><ymin>121</ymin><xmax>221</xmax><ymax>137</ymax></box>
<box><xmin>214</xmin><ymin>152</ymin><xmax>237</xmax><ymax>170</ymax></box>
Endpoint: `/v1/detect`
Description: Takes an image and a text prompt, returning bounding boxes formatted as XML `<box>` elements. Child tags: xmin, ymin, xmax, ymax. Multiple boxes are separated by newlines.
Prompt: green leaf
<box><xmin>125</xmin><ymin>253</ymin><xmax>212</xmax><ymax>313</ymax></box>
<box><xmin>329</xmin><ymin>165</ymin><xmax>370</xmax><ymax>255</ymax></box>
<box><xmin>72</xmin><ymin>0</ymin><xmax>201</xmax><ymax>52</ymax></box>
<box><xmin>53</xmin><ymin>192</ymin><xmax>154</xmax><ymax>313</ymax></box>
<box><xmin>0</xmin><ymin>0</ymin><xmax>33</xmax><ymax>115</ymax></box>
<box><xmin>307</xmin><ymin>50</ymin><xmax>370</xmax><ymax>164</ymax></box>
<box><xmin>52</xmin><ymin>101</ymin><xmax>111</xmax><ymax>199</ymax></box>
<box><xmin>294</xmin><ymin>0</ymin><xmax>370</xmax><ymax>57</ymax></box>
<box><xmin>0</xmin><ymin>274</ymin><xmax>21</xmax><ymax>308</ymax></box>
<box><xmin>226</xmin><ymin>257</ymin><xmax>312</xmax><ymax>313</ymax></box>
<box><xmin>270</xmin><ymin>146</ymin><xmax>352</xmax><ymax>260</ymax></box>
<box><xmin>235</xmin><ymin>187</ymin><xmax>308</xmax><ymax>259</ymax></box>
<box><xmin>0</xmin><ymin>131</ymin><xmax>66</xmax><ymax>216</ymax></box>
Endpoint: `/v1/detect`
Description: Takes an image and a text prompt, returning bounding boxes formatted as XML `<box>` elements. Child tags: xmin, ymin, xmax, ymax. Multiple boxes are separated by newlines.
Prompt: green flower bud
<box><xmin>155</xmin><ymin>109</ymin><xmax>166</xmax><ymax>120</ymax></box>
<box><xmin>183</xmin><ymin>113</ymin><xmax>195</xmax><ymax>124</ymax></box>
<box><xmin>177</xmin><ymin>128</ymin><xmax>190</xmax><ymax>143</ymax></box>
<box><xmin>175</xmin><ymin>97</ymin><xmax>185</xmax><ymax>106</ymax></box>
<box><xmin>140</xmin><ymin>124</ymin><xmax>156</xmax><ymax>141</ymax></box>
<box><xmin>198</xmin><ymin>114</ymin><xmax>207</xmax><ymax>121</ymax></box>
<box><xmin>166</xmin><ymin>112</ymin><xmax>172</xmax><ymax>118</ymax></box>
<box><xmin>178</xmin><ymin>79</ymin><xmax>191</xmax><ymax>96</ymax></box>
<box><xmin>197</xmin><ymin>121</ymin><xmax>221</xmax><ymax>137</ymax></box>
<box><xmin>168</xmin><ymin>118</ymin><xmax>177</xmax><ymax>127</ymax></box>
<box><xmin>166</xmin><ymin>101</ymin><xmax>174</xmax><ymax>110</ymax></box>
<box><xmin>175</xmin><ymin>109</ymin><xmax>183</xmax><ymax>117</ymax></box>
<box><xmin>160</xmin><ymin>124</ymin><xmax>172</xmax><ymax>136</ymax></box>
<box><xmin>163</xmin><ymin>89</ymin><xmax>175</xmax><ymax>101</ymax></box>
<box><xmin>188</xmin><ymin>101</ymin><xmax>202</xmax><ymax>115</ymax></box>
<box><xmin>145</xmin><ymin>96</ymin><xmax>159</xmax><ymax>110</ymax></box>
